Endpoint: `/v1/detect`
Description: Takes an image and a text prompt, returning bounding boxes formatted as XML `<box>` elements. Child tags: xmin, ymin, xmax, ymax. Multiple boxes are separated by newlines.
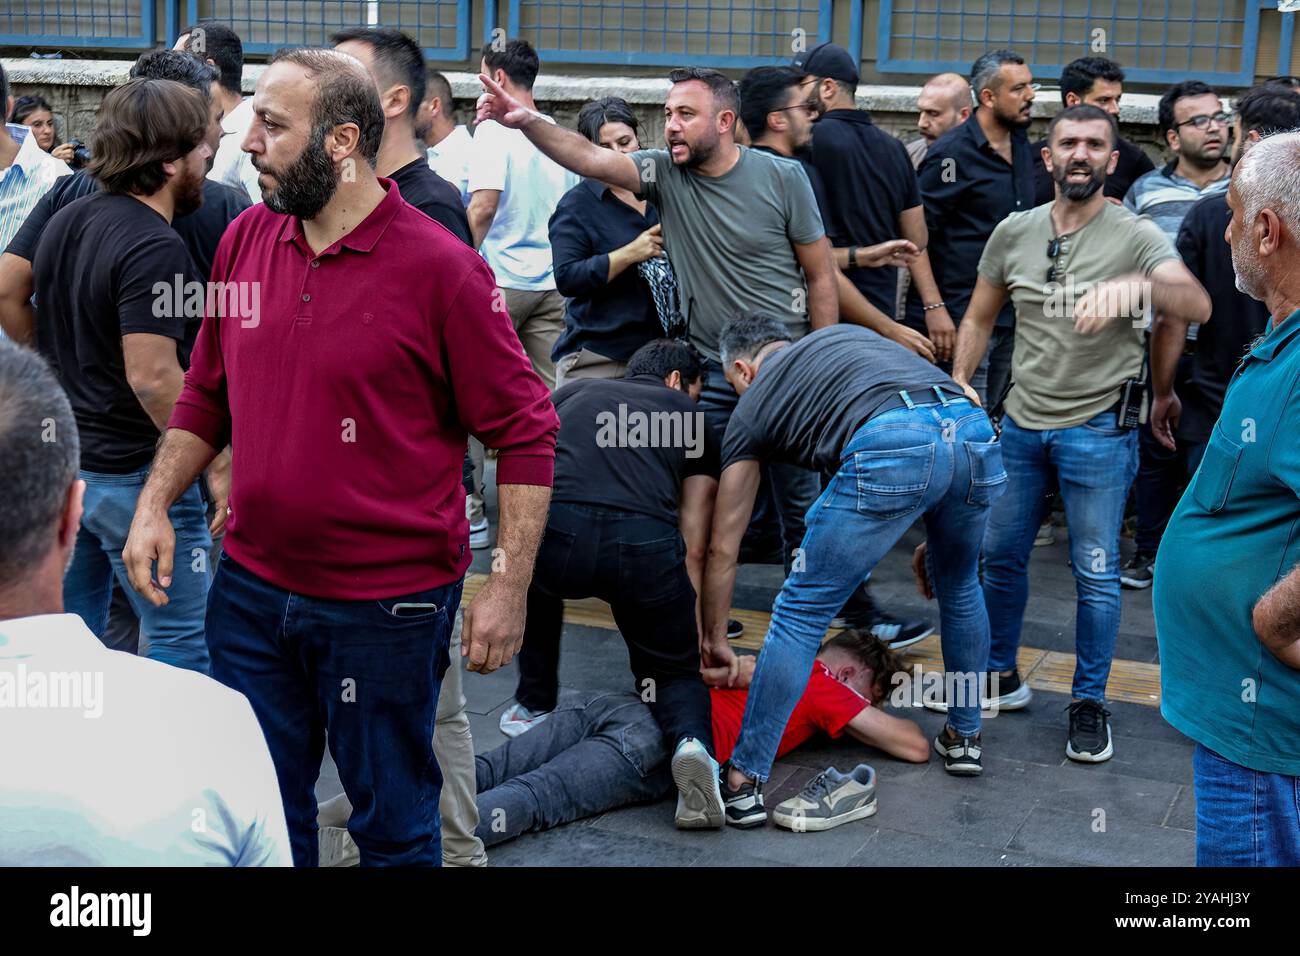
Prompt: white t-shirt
<box><xmin>208</xmin><ymin>97</ymin><xmax>261</xmax><ymax>204</ymax></box>
<box><xmin>427</xmin><ymin>124</ymin><xmax>474</xmax><ymax>208</ymax></box>
<box><xmin>0</xmin><ymin>614</ymin><xmax>291</xmax><ymax>866</ymax></box>
<box><xmin>469</xmin><ymin>117</ymin><xmax>579</xmax><ymax>292</ymax></box>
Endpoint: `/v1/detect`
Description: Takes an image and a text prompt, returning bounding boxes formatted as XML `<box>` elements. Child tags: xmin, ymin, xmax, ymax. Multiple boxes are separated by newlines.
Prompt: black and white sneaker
<box><xmin>828</xmin><ymin>607</ymin><xmax>934</xmax><ymax>650</ymax></box>
<box><xmin>727</xmin><ymin>619</ymin><xmax>744</xmax><ymax>640</ymax></box>
<box><xmin>719</xmin><ymin>765</ymin><xmax>766</xmax><ymax>828</ymax></box>
<box><xmin>1066</xmin><ymin>700</ymin><xmax>1114</xmax><ymax>763</ymax></box>
<box><xmin>1120</xmin><ymin>552</ymin><xmax>1156</xmax><ymax>590</ymax></box>
<box><xmin>933</xmin><ymin>725</ymin><xmax>983</xmax><ymax>776</ymax></box>
<box><xmin>922</xmin><ymin>667</ymin><xmax>1033</xmax><ymax>713</ymax></box>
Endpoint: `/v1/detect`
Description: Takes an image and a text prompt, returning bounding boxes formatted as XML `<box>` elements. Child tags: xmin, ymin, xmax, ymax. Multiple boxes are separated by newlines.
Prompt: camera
<box><xmin>66</xmin><ymin>139</ymin><xmax>92</xmax><ymax>170</ymax></box>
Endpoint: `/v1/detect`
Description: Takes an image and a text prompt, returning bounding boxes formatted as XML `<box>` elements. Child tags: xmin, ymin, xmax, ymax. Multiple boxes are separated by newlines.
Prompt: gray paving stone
<box><xmin>850</xmin><ymin>828</ymin><xmax>1054</xmax><ymax>867</ymax></box>
<box><xmin>485</xmin><ymin>823</ymin><xmax>706</xmax><ymax>867</ymax></box>
<box><xmin>1164</xmin><ymin>785</ymin><xmax>1196</xmax><ymax>833</ymax></box>
<box><xmin>1007</xmin><ymin>805</ymin><xmax>1195</xmax><ymax>866</ymax></box>
<box><xmin>982</xmin><ymin>755</ymin><xmax>1184</xmax><ymax>828</ymax></box>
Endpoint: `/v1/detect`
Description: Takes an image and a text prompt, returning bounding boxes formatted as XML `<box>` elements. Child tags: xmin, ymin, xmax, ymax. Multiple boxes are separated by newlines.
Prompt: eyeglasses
<box><xmin>1175</xmin><ymin>111</ymin><xmax>1233</xmax><ymax>131</ymax></box>
<box><xmin>772</xmin><ymin>103</ymin><xmax>818</xmax><ymax>118</ymax></box>
<box><xmin>1046</xmin><ymin>236</ymin><xmax>1067</xmax><ymax>284</ymax></box>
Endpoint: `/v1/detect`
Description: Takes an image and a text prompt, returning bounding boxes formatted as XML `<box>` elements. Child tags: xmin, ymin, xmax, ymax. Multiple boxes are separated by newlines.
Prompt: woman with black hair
<box><xmin>9</xmin><ymin>96</ymin><xmax>74</xmax><ymax>163</ymax></box>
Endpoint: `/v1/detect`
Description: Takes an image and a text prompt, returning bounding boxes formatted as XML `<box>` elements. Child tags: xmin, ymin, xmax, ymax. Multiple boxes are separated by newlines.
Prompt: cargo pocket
<box><xmin>1191</xmin><ymin>429</ymin><xmax>1243</xmax><ymax>514</ymax></box>
<box><xmin>854</xmin><ymin>443</ymin><xmax>935</xmax><ymax>519</ymax></box>
<box><xmin>965</xmin><ymin>438</ymin><xmax>1009</xmax><ymax>507</ymax></box>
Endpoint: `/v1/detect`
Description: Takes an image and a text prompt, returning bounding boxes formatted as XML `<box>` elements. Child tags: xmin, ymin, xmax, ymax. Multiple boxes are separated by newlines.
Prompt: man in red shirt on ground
<box><xmin>123</xmin><ymin>47</ymin><xmax>558</xmax><ymax>867</ymax></box>
<box><xmin>470</xmin><ymin>629</ymin><xmax>929</xmax><ymax>843</ymax></box>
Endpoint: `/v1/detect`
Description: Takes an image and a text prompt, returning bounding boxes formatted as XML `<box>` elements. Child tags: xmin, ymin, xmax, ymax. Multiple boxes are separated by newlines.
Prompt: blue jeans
<box><xmin>474</xmin><ymin>693</ymin><xmax>672</xmax><ymax>846</ymax></box>
<box><xmin>1194</xmin><ymin>744</ymin><xmax>1300</xmax><ymax>866</ymax></box>
<box><xmin>983</xmin><ymin>412</ymin><xmax>1139</xmax><ymax>701</ymax></box>
<box><xmin>730</xmin><ymin>396</ymin><xmax>1006</xmax><ymax>780</ymax></box>
<box><xmin>63</xmin><ymin>469</ymin><xmax>211</xmax><ymax>673</ymax></box>
<box><xmin>206</xmin><ymin>553</ymin><xmax>461</xmax><ymax>867</ymax></box>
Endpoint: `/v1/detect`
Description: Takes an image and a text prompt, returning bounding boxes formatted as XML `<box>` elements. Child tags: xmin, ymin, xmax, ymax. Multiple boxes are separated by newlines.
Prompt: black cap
<box><xmin>791</xmin><ymin>42</ymin><xmax>859</xmax><ymax>85</ymax></box>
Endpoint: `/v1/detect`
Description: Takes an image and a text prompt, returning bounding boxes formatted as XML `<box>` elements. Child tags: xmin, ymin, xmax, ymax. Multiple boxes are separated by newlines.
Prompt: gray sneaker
<box><xmin>772</xmin><ymin>764</ymin><xmax>877</xmax><ymax>832</ymax></box>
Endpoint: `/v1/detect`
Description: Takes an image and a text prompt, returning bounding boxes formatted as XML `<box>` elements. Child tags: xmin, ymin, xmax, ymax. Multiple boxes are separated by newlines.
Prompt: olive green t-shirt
<box><xmin>977</xmin><ymin>200</ymin><xmax>1177</xmax><ymax>430</ymax></box>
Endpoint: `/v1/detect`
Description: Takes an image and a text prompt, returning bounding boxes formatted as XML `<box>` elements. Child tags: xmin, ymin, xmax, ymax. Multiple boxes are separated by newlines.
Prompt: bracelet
<box><xmin>922</xmin><ymin>301</ymin><xmax>947</xmax><ymax>312</ymax></box>
<box><xmin>847</xmin><ymin>245</ymin><xmax>859</xmax><ymax>268</ymax></box>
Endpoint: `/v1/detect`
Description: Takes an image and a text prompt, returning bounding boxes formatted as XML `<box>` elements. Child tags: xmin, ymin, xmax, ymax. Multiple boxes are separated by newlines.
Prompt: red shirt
<box><xmin>170</xmin><ymin>180</ymin><xmax>558</xmax><ymax>599</ymax></box>
<box><xmin>710</xmin><ymin>661</ymin><xmax>869</xmax><ymax>764</ymax></box>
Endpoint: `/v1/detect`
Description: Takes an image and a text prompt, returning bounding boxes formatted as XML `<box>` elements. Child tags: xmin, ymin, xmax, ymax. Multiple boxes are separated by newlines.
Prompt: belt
<box><xmin>873</xmin><ymin>385</ymin><xmax>971</xmax><ymax>416</ymax></box>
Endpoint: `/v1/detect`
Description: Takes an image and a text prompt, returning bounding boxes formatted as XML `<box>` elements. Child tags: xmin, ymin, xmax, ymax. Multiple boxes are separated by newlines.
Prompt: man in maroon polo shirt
<box><xmin>122</xmin><ymin>47</ymin><xmax>558</xmax><ymax>867</ymax></box>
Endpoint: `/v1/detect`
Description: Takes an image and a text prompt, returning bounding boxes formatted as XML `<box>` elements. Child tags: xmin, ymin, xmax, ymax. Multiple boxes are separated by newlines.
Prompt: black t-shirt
<box><xmin>7</xmin><ymin>169</ymin><xmax>249</xmax><ymax>282</ymax></box>
<box><xmin>1175</xmin><ymin>192</ymin><xmax>1270</xmax><ymax>444</ymax></box>
<box><xmin>808</xmin><ymin>110</ymin><xmax>922</xmax><ymax>316</ymax></box>
<box><xmin>551</xmin><ymin>374</ymin><xmax>721</xmax><ymax>524</ymax></box>
<box><xmin>722</xmin><ymin>324</ymin><xmax>963</xmax><ymax>474</ymax></box>
<box><xmin>33</xmin><ymin>192</ymin><xmax>200</xmax><ymax>473</ymax></box>
<box><xmin>390</xmin><ymin>159</ymin><xmax>472</xmax><ymax>246</ymax></box>
<box><xmin>1030</xmin><ymin>134</ymin><xmax>1156</xmax><ymax>207</ymax></box>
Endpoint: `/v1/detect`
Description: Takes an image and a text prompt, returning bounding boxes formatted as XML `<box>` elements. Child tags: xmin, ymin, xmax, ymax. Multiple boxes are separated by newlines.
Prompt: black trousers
<box><xmin>515</xmin><ymin>502</ymin><xmax>714</xmax><ymax>755</ymax></box>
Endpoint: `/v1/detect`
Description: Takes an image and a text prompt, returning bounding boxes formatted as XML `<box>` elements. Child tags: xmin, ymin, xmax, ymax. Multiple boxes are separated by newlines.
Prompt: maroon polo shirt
<box><xmin>170</xmin><ymin>179</ymin><xmax>558</xmax><ymax>599</ymax></box>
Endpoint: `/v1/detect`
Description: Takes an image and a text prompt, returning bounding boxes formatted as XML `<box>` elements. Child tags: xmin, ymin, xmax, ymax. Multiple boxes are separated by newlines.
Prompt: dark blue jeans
<box><xmin>206</xmin><ymin>553</ymin><xmax>461</xmax><ymax>867</ymax></box>
<box><xmin>517</xmin><ymin>503</ymin><xmax>713</xmax><ymax>752</ymax></box>
<box><xmin>475</xmin><ymin>693</ymin><xmax>672</xmax><ymax>845</ymax></box>
<box><xmin>1194</xmin><ymin>744</ymin><xmax>1300</xmax><ymax>866</ymax></box>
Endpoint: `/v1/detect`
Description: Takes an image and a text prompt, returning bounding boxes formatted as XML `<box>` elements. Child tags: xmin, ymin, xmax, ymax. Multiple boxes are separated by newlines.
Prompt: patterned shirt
<box><xmin>0</xmin><ymin>124</ymin><xmax>70</xmax><ymax>341</ymax></box>
<box><xmin>1124</xmin><ymin>160</ymin><xmax>1230</xmax><ymax>244</ymax></box>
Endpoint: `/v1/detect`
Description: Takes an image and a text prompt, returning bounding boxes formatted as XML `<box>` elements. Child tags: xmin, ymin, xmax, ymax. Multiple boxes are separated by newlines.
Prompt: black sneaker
<box><xmin>1066</xmin><ymin>700</ymin><xmax>1113</xmax><ymax>763</ymax></box>
<box><xmin>933</xmin><ymin>724</ymin><xmax>983</xmax><ymax>776</ymax></box>
<box><xmin>1120</xmin><ymin>552</ymin><xmax>1156</xmax><ymax>590</ymax></box>
<box><xmin>719</xmin><ymin>765</ymin><xmax>766</xmax><ymax>828</ymax></box>
<box><xmin>828</xmin><ymin>607</ymin><xmax>934</xmax><ymax>650</ymax></box>
<box><xmin>727</xmin><ymin>619</ymin><xmax>744</xmax><ymax>640</ymax></box>
<box><xmin>921</xmin><ymin>667</ymin><xmax>1032</xmax><ymax>713</ymax></box>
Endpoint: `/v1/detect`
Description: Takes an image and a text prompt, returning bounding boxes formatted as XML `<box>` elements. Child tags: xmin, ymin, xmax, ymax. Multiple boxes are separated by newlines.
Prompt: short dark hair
<box><xmin>577</xmin><ymin>96</ymin><xmax>640</xmax><ymax>144</ymax></box>
<box><xmin>970</xmin><ymin>49</ymin><xmax>1025</xmax><ymax>95</ymax></box>
<box><xmin>626</xmin><ymin>339</ymin><xmax>704</xmax><ymax>384</ymax></box>
<box><xmin>0</xmin><ymin>341</ymin><xmax>79</xmax><ymax>588</ymax></box>
<box><xmin>481</xmin><ymin>38</ymin><xmax>540</xmax><ymax>91</ymax></box>
<box><xmin>129</xmin><ymin>48</ymin><xmax>219</xmax><ymax>95</ymax></box>
<box><xmin>331</xmin><ymin>27</ymin><xmax>427</xmax><ymax>121</ymax></box>
<box><xmin>0</xmin><ymin>62</ymin><xmax>8</xmax><ymax>111</ymax></box>
<box><xmin>1238</xmin><ymin>83</ymin><xmax>1300</xmax><ymax>138</ymax></box>
<box><xmin>270</xmin><ymin>47</ymin><xmax>385</xmax><ymax>167</ymax></box>
<box><xmin>1158</xmin><ymin>79</ymin><xmax>1217</xmax><ymax>136</ymax></box>
<box><xmin>426</xmin><ymin>69</ymin><xmax>454</xmax><ymax>117</ymax></box>
<box><xmin>668</xmin><ymin>67</ymin><xmax>740</xmax><ymax>118</ymax></box>
<box><xmin>181</xmin><ymin>22</ymin><xmax>243</xmax><ymax>96</ymax></box>
<box><xmin>737</xmin><ymin>66</ymin><xmax>805</xmax><ymax>142</ymax></box>
<box><xmin>88</xmin><ymin>77</ymin><xmax>209</xmax><ymax>196</ymax></box>
<box><xmin>10</xmin><ymin>95</ymin><xmax>53</xmax><ymax>126</ymax></box>
<box><xmin>719</xmin><ymin>311</ymin><xmax>791</xmax><ymax>368</ymax></box>
<box><xmin>1059</xmin><ymin>56</ymin><xmax>1124</xmax><ymax>105</ymax></box>
<box><xmin>1048</xmin><ymin>102</ymin><xmax>1118</xmax><ymax>149</ymax></box>
<box><xmin>820</xmin><ymin>629</ymin><xmax>904</xmax><ymax>703</ymax></box>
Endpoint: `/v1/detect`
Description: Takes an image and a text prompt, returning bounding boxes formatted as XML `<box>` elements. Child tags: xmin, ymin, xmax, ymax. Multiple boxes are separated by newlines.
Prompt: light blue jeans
<box><xmin>63</xmin><ymin>468</ymin><xmax>212</xmax><ymax>673</ymax></box>
<box><xmin>982</xmin><ymin>412</ymin><xmax>1138</xmax><ymax>701</ymax></box>
<box><xmin>730</xmin><ymin>395</ymin><xmax>1007</xmax><ymax>781</ymax></box>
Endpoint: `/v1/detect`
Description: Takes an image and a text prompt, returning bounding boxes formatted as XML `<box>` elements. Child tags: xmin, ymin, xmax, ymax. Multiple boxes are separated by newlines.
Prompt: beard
<box><xmin>1052</xmin><ymin>159</ymin><xmax>1107</xmax><ymax>201</ymax></box>
<box><xmin>1231</xmin><ymin>233</ymin><xmax>1267</xmax><ymax>302</ymax></box>
<box><xmin>256</xmin><ymin>125</ymin><xmax>339</xmax><ymax>219</ymax></box>
<box><xmin>673</xmin><ymin>135</ymin><xmax>718</xmax><ymax>170</ymax></box>
<box><xmin>173</xmin><ymin>160</ymin><xmax>206</xmax><ymax>218</ymax></box>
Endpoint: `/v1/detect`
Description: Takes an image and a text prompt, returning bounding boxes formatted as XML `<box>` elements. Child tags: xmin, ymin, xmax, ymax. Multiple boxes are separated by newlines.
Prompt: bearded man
<box><xmin>945</xmin><ymin>103</ymin><xmax>1210</xmax><ymax>764</ymax></box>
<box><xmin>121</xmin><ymin>47</ymin><xmax>559</xmax><ymax>867</ymax></box>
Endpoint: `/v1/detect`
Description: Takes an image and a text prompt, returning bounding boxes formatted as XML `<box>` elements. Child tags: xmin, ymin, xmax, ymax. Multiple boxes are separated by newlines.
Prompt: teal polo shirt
<box><xmin>1154</xmin><ymin>307</ymin><xmax>1300</xmax><ymax>775</ymax></box>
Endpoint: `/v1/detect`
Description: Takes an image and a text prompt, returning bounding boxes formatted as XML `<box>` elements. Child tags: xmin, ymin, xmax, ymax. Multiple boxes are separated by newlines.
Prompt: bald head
<box><xmin>917</xmin><ymin>72</ymin><xmax>972</xmax><ymax>142</ymax></box>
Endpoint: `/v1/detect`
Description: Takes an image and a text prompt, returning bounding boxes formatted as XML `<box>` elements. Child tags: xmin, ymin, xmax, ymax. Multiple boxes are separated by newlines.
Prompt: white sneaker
<box><xmin>469</xmin><ymin>517</ymin><xmax>490</xmax><ymax>550</ymax></box>
<box><xmin>671</xmin><ymin>737</ymin><xmax>725</xmax><ymax>829</ymax></box>
<box><xmin>499</xmin><ymin>702</ymin><xmax>550</xmax><ymax>738</ymax></box>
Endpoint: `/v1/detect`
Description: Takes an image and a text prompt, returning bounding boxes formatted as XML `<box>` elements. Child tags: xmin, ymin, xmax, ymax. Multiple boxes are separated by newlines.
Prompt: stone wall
<box><xmin>4</xmin><ymin>58</ymin><xmax>1175</xmax><ymax>162</ymax></box>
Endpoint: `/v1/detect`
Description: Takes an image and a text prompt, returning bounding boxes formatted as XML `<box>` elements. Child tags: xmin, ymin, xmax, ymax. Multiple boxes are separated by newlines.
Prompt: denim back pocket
<box><xmin>1191</xmin><ymin>429</ymin><xmax>1243</xmax><ymax>514</ymax></box>
<box><xmin>617</xmin><ymin>534</ymin><xmax>688</xmax><ymax>605</ymax></box>
<box><xmin>965</xmin><ymin>438</ymin><xmax>1009</xmax><ymax>507</ymax></box>
<box><xmin>853</xmin><ymin>443</ymin><xmax>935</xmax><ymax>519</ymax></box>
